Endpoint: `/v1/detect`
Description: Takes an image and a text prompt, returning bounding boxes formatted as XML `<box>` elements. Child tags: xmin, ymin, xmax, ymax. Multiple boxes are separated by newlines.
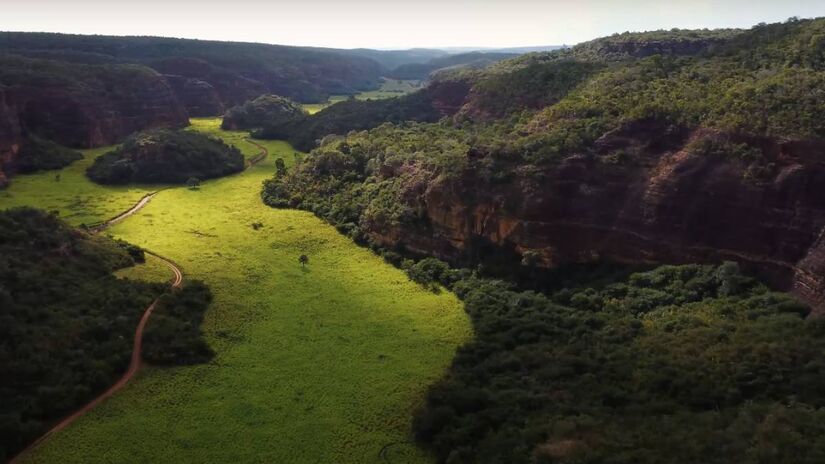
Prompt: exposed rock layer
<box><xmin>368</xmin><ymin>125</ymin><xmax>825</xmax><ymax>313</ymax></box>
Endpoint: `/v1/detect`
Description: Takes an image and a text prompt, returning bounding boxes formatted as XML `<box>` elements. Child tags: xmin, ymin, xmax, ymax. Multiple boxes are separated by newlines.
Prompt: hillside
<box><xmin>87</xmin><ymin>129</ymin><xmax>244</xmax><ymax>184</ymax></box>
<box><xmin>259</xmin><ymin>18</ymin><xmax>825</xmax><ymax>462</ymax></box>
<box><xmin>263</xmin><ymin>17</ymin><xmax>825</xmax><ymax>317</ymax></box>
<box><xmin>0</xmin><ymin>32</ymin><xmax>386</xmax><ymax>107</ymax></box>
<box><xmin>387</xmin><ymin>52</ymin><xmax>518</xmax><ymax>80</ymax></box>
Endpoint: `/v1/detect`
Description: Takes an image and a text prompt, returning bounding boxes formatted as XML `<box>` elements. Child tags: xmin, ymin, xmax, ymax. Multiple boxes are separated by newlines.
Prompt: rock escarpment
<box><xmin>0</xmin><ymin>55</ymin><xmax>189</xmax><ymax>185</ymax></box>
<box><xmin>366</xmin><ymin>127</ymin><xmax>825</xmax><ymax>313</ymax></box>
<box><xmin>163</xmin><ymin>73</ymin><xmax>225</xmax><ymax>117</ymax></box>
<box><xmin>0</xmin><ymin>87</ymin><xmax>22</xmax><ymax>187</ymax></box>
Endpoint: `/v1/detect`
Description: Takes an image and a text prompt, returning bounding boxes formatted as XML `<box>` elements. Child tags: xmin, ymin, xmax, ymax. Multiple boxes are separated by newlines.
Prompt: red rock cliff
<box><xmin>367</xmin><ymin>125</ymin><xmax>825</xmax><ymax>313</ymax></box>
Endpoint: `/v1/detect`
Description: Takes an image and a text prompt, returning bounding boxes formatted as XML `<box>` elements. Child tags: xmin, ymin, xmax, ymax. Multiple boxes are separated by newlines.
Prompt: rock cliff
<box><xmin>0</xmin><ymin>87</ymin><xmax>22</xmax><ymax>187</ymax></box>
<box><xmin>367</xmin><ymin>126</ymin><xmax>825</xmax><ymax>313</ymax></box>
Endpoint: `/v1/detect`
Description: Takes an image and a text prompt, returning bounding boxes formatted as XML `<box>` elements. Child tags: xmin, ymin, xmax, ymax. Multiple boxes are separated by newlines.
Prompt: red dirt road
<box><xmin>10</xmin><ymin>224</ymin><xmax>182</xmax><ymax>463</ymax></box>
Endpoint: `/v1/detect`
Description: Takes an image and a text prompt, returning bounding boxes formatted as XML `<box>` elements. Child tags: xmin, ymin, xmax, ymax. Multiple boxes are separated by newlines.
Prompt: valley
<box><xmin>2</xmin><ymin>10</ymin><xmax>825</xmax><ymax>464</ymax></box>
<box><xmin>4</xmin><ymin>118</ymin><xmax>470</xmax><ymax>463</ymax></box>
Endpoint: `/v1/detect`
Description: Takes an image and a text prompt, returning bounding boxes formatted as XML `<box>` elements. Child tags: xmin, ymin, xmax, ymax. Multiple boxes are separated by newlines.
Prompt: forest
<box><xmin>87</xmin><ymin>129</ymin><xmax>245</xmax><ymax>184</ymax></box>
<box><xmin>0</xmin><ymin>208</ymin><xmax>213</xmax><ymax>460</ymax></box>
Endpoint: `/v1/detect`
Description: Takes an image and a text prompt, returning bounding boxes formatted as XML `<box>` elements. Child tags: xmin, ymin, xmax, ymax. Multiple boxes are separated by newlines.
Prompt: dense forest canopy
<box><xmin>0</xmin><ymin>208</ymin><xmax>214</xmax><ymax>460</ymax></box>
<box><xmin>0</xmin><ymin>32</ymin><xmax>386</xmax><ymax>104</ymax></box>
<box><xmin>87</xmin><ymin>129</ymin><xmax>245</xmax><ymax>185</ymax></box>
<box><xmin>0</xmin><ymin>208</ymin><xmax>161</xmax><ymax>460</ymax></box>
<box><xmin>221</xmin><ymin>94</ymin><xmax>307</xmax><ymax>131</ymax></box>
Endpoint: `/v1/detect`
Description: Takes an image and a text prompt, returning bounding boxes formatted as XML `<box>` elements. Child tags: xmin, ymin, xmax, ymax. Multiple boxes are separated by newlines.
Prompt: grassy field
<box><xmin>4</xmin><ymin>118</ymin><xmax>470</xmax><ymax>463</ymax></box>
<box><xmin>0</xmin><ymin>146</ymin><xmax>156</xmax><ymax>226</ymax></box>
<box><xmin>303</xmin><ymin>78</ymin><xmax>422</xmax><ymax>114</ymax></box>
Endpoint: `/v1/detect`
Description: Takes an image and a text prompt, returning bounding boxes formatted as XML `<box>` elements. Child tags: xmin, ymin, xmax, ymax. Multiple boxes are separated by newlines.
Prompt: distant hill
<box><xmin>387</xmin><ymin>52</ymin><xmax>518</xmax><ymax>80</ymax></box>
<box><xmin>0</xmin><ymin>32</ymin><xmax>386</xmax><ymax>106</ymax></box>
<box><xmin>440</xmin><ymin>45</ymin><xmax>565</xmax><ymax>54</ymax></box>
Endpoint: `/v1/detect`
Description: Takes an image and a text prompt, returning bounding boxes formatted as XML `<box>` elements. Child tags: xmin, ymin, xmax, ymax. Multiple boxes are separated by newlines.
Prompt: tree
<box><xmin>187</xmin><ymin>177</ymin><xmax>201</xmax><ymax>190</ymax></box>
<box><xmin>299</xmin><ymin>254</ymin><xmax>309</xmax><ymax>268</ymax></box>
<box><xmin>275</xmin><ymin>158</ymin><xmax>287</xmax><ymax>177</ymax></box>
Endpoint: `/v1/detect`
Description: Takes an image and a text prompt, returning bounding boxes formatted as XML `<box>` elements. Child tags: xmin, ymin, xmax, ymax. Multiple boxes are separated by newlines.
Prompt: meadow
<box><xmin>302</xmin><ymin>78</ymin><xmax>422</xmax><ymax>113</ymax></box>
<box><xmin>4</xmin><ymin>118</ymin><xmax>471</xmax><ymax>463</ymax></box>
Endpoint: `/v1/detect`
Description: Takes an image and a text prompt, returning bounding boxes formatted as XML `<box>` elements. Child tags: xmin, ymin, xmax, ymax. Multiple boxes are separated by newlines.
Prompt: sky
<box><xmin>2</xmin><ymin>0</ymin><xmax>824</xmax><ymax>49</ymax></box>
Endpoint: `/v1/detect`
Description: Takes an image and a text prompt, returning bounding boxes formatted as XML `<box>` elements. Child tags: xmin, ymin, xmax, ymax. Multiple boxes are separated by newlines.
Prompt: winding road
<box><xmin>11</xmin><ymin>135</ymin><xmax>270</xmax><ymax>464</ymax></box>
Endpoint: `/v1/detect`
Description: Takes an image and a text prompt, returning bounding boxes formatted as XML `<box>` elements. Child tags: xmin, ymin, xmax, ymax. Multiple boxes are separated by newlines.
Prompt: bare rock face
<box><xmin>7</xmin><ymin>69</ymin><xmax>189</xmax><ymax>148</ymax></box>
<box><xmin>0</xmin><ymin>88</ymin><xmax>22</xmax><ymax>187</ymax></box>
<box><xmin>368</xmin><ymin>124</ymin><xmax>825</xmax><ymax>313</ymax></box>
<box><xmin>163</xmin><ymin>74</ymin><xmax>225</xmax><ymax>117</ymax></box>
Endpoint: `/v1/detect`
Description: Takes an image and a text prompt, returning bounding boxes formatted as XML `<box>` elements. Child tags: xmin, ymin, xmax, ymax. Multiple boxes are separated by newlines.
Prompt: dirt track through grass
<box><xmin>5</xmin><ymin>118</ymin><xmax>470</xmax><ymax>463</ymax></box>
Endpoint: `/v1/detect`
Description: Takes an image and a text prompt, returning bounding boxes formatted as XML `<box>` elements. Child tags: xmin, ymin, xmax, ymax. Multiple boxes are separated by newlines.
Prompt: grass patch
<box><xmin>302</xmin><ymin>78</ymin><xmax>422</xmax><ymax>114</ymax></box>
<box><xmin>5</xmin><ymin>118</ymin><xmax>470</xmax><ymax>463</ymax></box>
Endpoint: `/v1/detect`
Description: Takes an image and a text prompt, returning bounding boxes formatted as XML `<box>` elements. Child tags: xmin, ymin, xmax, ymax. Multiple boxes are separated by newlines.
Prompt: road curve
<box><xmin>10</xmin><ymin>232</ymin><xmax>183</xmax><ymax>463</ymax></box>
<box><xmin>90</xmin><ymin>191</ymin><xmax>158</xmax><ymax>233</ymax></box>
<box><xmin>12</xmin><ymin>134</ymin><xmax>262</xmax><ymax>463</ymax></box>
<box><xmin>244</xmin><ymin>138</ymin><xmax>269</xmax><ymax>169</ymax></box>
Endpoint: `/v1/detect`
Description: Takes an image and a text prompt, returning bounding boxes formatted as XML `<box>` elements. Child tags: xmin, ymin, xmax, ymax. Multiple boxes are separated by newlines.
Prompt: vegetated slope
<box><xmin>260</xmin><ymin>18</ymin><xmax>825</xmax><ymax>462</ymax></box>
<box><xmin>221</xmin><ymin>94</ymin><xmax>307</xmax><ymax>130</ymax></box>
<box><xmin>0</xmin><ymin>32</ymin><xmax>386</xmax><ymax>107</ymax></box>
<box><xmin>387</xmin><ymin>52</ymin><xmax>518</xmax><ymax>80</ymax></box>
<box><xmin>406</xmin><ymin>259</ymin><xmax>823</xmax><ymax>463</ymax></box>
<box><xmin>0</xmin><ymin>207</ymin><xmax>161</xmax><ymax>461</ymax></box>
<box><xmin>262</xmin><ymin>18</ymin><xmax>825</xmax><ymax>314</ymax></box>
<box><xmin>87</xmin><ymin>129</ymin><xmax>244</xmax><ymax>184</ymax></box>
<box><xmin>253</xmin><ymin>75</ymin><xmax>473</xmax><ymax>152</ymax></box>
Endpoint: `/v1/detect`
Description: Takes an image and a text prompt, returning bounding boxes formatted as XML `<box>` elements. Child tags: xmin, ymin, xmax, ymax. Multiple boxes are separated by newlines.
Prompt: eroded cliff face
<box><xmin>367</xmin><ymin>125</ymin><xmax>825</xmax><ymax>313</ymax></box>
<box><xmin>0</xmin><ymin>88</ymin><xmax>22</xmax><ymax>187</ymax></box>
<box><xmin>7</xmin><ymin>71</ymin><xmax>189</xmax><ymax>148</ymax></box>
<box><xmin>163</xmin><ymin>74</ymin><xmax>225</xmax><ymax>117</ymax></box>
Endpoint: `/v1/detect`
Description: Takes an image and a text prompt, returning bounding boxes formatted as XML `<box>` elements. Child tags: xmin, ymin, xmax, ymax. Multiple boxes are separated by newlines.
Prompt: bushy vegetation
<box><xmin>14</xmin><ymin>136</ymin><xmax>82</xmax><ymax>174</ymax></box>
<box><xmin>87</xmin><ymin>129</ymin><xmax>244</xmax><ymax>184</ymax></box>
<box><xmin>221</xmin><ymin>94</ymin><xmax>307</xmax><ymax>130</ymax></box>
<box><xmin>0</xmin><ymin>207</ymin><xmax>216</xmax><ymax>460</ymax></box>
<box><xmin>255</xmin><ymin>90</ymin><xmax>448</xmax><ymax>152</ymax></box>
<box><xmin>143</xmin><ymin>281</ymin><xmax>215</xmax><ymax>365</ymax></box>
<box><xmin>405</xmin><ymin>260</ymin><xmax>825</xmax><ymax>463</ymax></box>
<box><xmin>0</xmin><ymin>32</ymin><xmax>385</xmax><ymax>104</ymax></box>
<box><xmin>388</xmin><ymin>52</ymin><xmax>516</xmax><ymax>80</ymax></box>
<box><xmin>0</xmin><ymin>207</ymin><xmax>161</xmax><ymax>460</ymax></box>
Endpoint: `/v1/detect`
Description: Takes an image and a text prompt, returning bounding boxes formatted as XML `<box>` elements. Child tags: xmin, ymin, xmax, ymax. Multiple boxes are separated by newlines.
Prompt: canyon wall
<box><xmin>368</xmin><ymin>126</ymin><xmax>825</xmax><ymax>313</ymax></box>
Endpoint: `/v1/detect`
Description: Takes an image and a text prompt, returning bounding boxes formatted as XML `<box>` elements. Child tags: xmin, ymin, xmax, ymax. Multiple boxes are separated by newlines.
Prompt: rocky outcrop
<box><xmin>0</xmin><ymin>87</ymin><xmax>22</xmax><ymax>187</ymax></box>
<box><xmin>163</xmin><ymin>74</ymin><xmax>225</xmax><ymax>117</ymax></box>
<box><xmin>0</xmin><ymin>56</ymin><xmax>190</xmax><ymax>185</ymax></box>
<box><xmin>367</xmin><ymin>125</ymin><xmax>825</xmax><ymax>313</ymax></box>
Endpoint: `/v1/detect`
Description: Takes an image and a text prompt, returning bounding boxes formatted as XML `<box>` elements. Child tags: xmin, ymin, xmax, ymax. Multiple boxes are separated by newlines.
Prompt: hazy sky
<box><xmin>2</xmin><ymin>0</ymin><xmax>825</xmax><ymax>49</ymax></box>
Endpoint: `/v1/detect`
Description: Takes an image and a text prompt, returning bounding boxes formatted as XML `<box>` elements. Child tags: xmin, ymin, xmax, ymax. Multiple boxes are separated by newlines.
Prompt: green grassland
<box><xmin>0</xmin><ymin>146</ymin><xmax>155</xmax><ymax>226</ymax></box>
<box><xmin>115</xmin><ymin>253</ymin><xmax>174</xmax><ymax>284</ymax></box>
<box><xmin>303</xmin><ymin>78</ymin><xmax>422</xmax><ymax>113</ymax></box>
<box><xmin>4</xmin><ymin>118</ymin><xmax>470</xmax><ymax>463</ymax></box>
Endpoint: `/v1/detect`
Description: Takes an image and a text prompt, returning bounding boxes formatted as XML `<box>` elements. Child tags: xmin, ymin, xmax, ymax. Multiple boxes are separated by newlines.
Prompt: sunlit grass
<box><xmin>0</xmin><ymin>145</ymin><xmax>156</xmax><ymax>226</ymax></box>
<box><xmin>7</xmin><ymin>118</ymin><xmax>471</xmax><ymax>463</ymax></box>
<box><xmin>301</xmin><ymin>78</ymin><xmax>422</xmax><ymax>114</ymax></box>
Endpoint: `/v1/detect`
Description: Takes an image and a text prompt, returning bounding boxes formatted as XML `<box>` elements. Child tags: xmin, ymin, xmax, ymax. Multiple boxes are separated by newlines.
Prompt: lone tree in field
<box><xmin>299</xmin><ymin>254</ymin><xmax>309</xmax><ymax>268</ymax></box>
<box><xmin>187</xmin><ymin>177</ymin><xmax>201</xmax><ymax>190</ymax></box>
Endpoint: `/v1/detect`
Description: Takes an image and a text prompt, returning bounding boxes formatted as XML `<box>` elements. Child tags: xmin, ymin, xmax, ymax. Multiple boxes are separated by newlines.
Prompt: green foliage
<box><xmin>389</xmin><ymin>52</ymin><xmax>516</xmax><ymax>80</ymax></box>
<box><xmin>221</xmin><ymin>94</ymin><xmax>307</xmax><ymax>130</ymax></box>
<box><xmin>87</xmin><ymin>129</ymin><xmax>244</xmax><ymax>185</ymax></box>
<box><xmin>411</xmin><ymin>262</ymin><xmax>822</xmax><ymax>464</ymax></box>
<box><xmin>0</xmin><ymin>32</ymin><xmax>386</xmax><ymax>103</ymax></box>
<box><xmin>255</xmin><ymin>89</ymin><xmax>448</xmax><ymax>152</ymax></box>
<box><xmin>0</xmin><ymin>207</ymin><xmax>162</xmax><ymax>461</ymax></box>
<box><xmin>143</xmin><ymin>281</ymin><xmax>215</xmax><ymax>365</ymax></box>
<box><xmin>14</xmin><ymin>135</ymin><xmax>82</xmax><ymax>174</ymax></box>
